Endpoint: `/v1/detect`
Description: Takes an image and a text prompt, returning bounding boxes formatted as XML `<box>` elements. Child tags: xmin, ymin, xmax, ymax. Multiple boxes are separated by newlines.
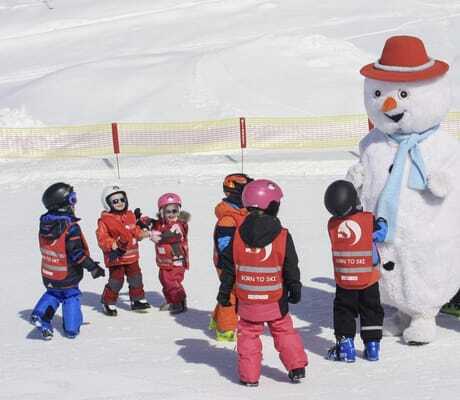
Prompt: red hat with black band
<box><xmin>360</xmin><ymin>35</ymin><xmax>449</xmax><ymax>82</ymax></box>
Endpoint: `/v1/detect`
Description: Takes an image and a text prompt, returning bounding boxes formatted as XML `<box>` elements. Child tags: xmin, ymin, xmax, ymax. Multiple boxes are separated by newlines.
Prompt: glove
<box><xmin>383</xmin><ymin>261</ymin><xmax>395</xmax><ymax>271</ymax></box>
<box><xmin>372</xmin><ymin>217</ymin><xmax>388</xmax><ymax>243</ymax></box>
<box><xmin>178</xmin><ymin>210</ymin><xmax>191</xmax><ymax>222</ymax></box>
<box><xmin>108</xmin><ymin>248</ymin><xmax>126</xmax><ymax>262</ymax></box>
<box><xmin>427</xmin><ymin>171</ymin><xmax>451</xmax><ymax>198</ymax></box>
<box><xmin>116</xmin><ymin>238</ymin><xmax>129</xmax><ymax>252</ymax></box>
<box><xmin>287</xmin><ymin>282</ymin><xmax>302</xmax><ymax>304</ymax></box>
<box><xmin>149</xmin><ymin>230</ymin><xmax>162</xmax><ymax>244</ymax></box>
<box><xmin>134</xmin><ymin>208</ymin><xmax>151</xmax><ymax>230</ymax></box>
<box><xmin>90</xmin><ymin>263</ymin><xmax>106</xmax><ymax>279</ymax></box>
<box><xmin>217</xmin><ymin>291</ymin><xmax>231</xmax><ymax>307</ymax></box>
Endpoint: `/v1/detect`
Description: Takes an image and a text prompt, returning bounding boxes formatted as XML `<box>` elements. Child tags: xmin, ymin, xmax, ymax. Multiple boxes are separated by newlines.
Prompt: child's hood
<box><xmin>238</xmin><ymin>213</ymin><xmax>282</xmax><ymax>248</ymax></box>
<box><xmin>39</xmin><ymin>212</ymin><xmax>79</xmax><ymax>239</ymax></box>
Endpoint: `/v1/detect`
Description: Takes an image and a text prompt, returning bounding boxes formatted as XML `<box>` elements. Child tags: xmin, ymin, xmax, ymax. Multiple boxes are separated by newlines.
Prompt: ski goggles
<box><xmin>164</xmin><ymin>207</ymin><xmax>180</xmax><ymax>215</ymax></box>
<box><xmin>68</xmin><ymin>191</ymin><xmax>77</xmax><ymax>206</ymax></box>
<box><xmin>111</xmin><ymin>197</ymin><xmax>126</xmax><ymax>205</ymax></box>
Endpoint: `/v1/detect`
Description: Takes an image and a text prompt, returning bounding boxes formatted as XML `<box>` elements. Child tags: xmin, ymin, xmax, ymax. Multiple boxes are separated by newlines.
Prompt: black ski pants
<box><xmin>450</xmin><ymin>289</ymin><xmax>460</xmax><ymax>305</ymax></box>
<box><xmin>334</xmin><ymin>282</ymin><xmax>384</xmax><ymax>343</ymax></box>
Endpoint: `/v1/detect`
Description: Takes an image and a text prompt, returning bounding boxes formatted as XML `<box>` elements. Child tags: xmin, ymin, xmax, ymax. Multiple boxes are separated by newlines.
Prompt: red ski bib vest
<box><xmin>154</xmin><ymin>220</ymin><xmax>189</xmax><ymax>269</ymax></box>
<box><xmin>39</xmin><ymin>223</ymin><xmax>89</xmax><ymax>281</ymax></box>
<box><xmin>233</xmin><ymin>227</ymin><xmax>287</xmax><ymax>304</ymax></box>
<box><xmin>328</xmin><ymin>212</ymin><xmax>379</xmax><ymax>289</ymax></box>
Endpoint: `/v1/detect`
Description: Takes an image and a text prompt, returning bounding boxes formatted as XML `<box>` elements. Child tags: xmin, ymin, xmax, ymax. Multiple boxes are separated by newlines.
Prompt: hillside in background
<box><xmin>0</xmin><ymin>0</ymin><xmax>459</xmax><ymax>125</ymax></box>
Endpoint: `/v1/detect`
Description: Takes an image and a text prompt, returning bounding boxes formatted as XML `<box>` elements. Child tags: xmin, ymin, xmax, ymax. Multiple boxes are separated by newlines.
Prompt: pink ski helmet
<box><xmin>242</xmin><ymin>179</ymin><xmax>283</xmax><ymax>210</ymax></box>
<box><xmin>158</xmin><ymin>193</ymin><xmax>182</xmax><ymax>209</ymax></box>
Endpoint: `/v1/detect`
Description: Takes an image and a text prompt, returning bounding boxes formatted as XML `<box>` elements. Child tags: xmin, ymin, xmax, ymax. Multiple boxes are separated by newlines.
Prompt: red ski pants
<box><xmin>102</xmin><ymin>262</ymin><xmax>145</xmax><ymax>304</ymax></box>
<box><xmin>159</xmin><ymin>267</ymin><xmax>186</xmax><ymax>304</ymax></box>
<box><xmin>237</xmin><ymin>314</ymin><xmax>308</xmax><ymax>383</ymax></box>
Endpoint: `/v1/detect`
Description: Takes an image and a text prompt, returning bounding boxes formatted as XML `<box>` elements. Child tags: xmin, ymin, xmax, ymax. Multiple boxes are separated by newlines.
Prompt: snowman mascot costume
<box><xmin>346</xmin><ymin>36</ymin><xmax>460</xmax><ymax>345</ymax></box>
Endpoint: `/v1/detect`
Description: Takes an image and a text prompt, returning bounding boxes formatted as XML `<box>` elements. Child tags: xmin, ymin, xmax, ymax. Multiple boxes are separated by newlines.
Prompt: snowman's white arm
<box><xmin>426</xmin><ymin>168</ymin><xmax>452</xmax><ymax>198</ymax></box>
<box><xmin>426</xmin><ymin>138</ymin><xmax>459</xmax><ymax>198</ymax></box>
<box><xmin>345</xmin><ymin>161</ymin><xmax>365</xmax><ymax>191</ymax></box>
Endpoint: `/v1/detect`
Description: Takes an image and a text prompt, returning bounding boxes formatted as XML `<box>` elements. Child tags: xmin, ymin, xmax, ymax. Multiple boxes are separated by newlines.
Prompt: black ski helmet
<box><xmin>324</xmin><ymin>180</ymin><xmax>358</xmax><ymax>217</ymax></box>
<box><xmin>42</xmin><ymin>182</ymin><xmax>75</xmax><ymax>211</ymax></box>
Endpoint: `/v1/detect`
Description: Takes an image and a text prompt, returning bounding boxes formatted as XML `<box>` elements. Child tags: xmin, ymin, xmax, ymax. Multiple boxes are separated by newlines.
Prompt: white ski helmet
<box><xmin>101</xmin><ymin>184</ymin><xmax>127</xmax><ymax>211</ymax></box>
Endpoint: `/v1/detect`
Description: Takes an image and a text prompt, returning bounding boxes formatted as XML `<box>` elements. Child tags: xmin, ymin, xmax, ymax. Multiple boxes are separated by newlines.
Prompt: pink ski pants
<box><xmin>237</xmin><ymin>314</ymin><xmax>308</xmax><ymax>383</ymax></box>
<box><xmin>159</xmin><ymin>267</ymin><xmax>186</xmax><ymax>305</ymax></box>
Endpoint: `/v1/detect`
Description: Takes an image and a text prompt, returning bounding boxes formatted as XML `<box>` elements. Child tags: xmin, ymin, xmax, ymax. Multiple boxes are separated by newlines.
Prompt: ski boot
<box><xmin>208</xmin><ymin>317</ymin><xmax>217</xmax><ymax>331</ymax></box>
<box><xmin>288</xmin><ymin>367</ymin><xmax>306</xmax><ymax>383</ymax></box>
<box><xmin>130</xmin><ymin>299</ymin><xmax>151</xmax><ymax>312</ymax></box>
<box><xmin>102</xmin><ymin>303</ymin><xmax>117</xmax><ymax>316</ymax></box>
<box><xmin>240</xmin><ymin>380</ymin><xmax>259</xmax><ymax>387</ymax></box>
<box><xmin>216</xmin><ymin>330</ymin><xmax>235</xmax><ymax>342</ymax></box>
<box><xmin>159</xmin><ymin>303</ymin><xmax>171</xmax><ymax>311</ymax></box>
<box><xmin>65</xmin><ymin>330</ymin><xmax>79</xmax><ymax>339</ymax></box>
<box><xmin>31</xmin><ymin>314</ymin><xmax>53</xmax><ymax>340</ymax></box>
<box><xmin>170</xmin><ymin>299</ymin><xmax>187</xmax><ymax>315</ymax></box>
<box><xmin>364</xmin><ymin>341</ymin><xmax>380</xmax><ymax>361</ymax></box>
<box><xmin>327</xmin><ymin>337</ymin><xmax>356</xmax><ymax>362</ymax></box>
<box><xmin>440</xmin><ymin>301</ymin><xmax>460</xmax><ymax>318</ymax></box>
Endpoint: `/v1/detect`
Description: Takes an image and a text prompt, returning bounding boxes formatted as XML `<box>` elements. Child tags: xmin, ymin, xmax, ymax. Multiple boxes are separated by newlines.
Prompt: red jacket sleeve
<box><xmin>133</xmin><ymin>224</ymin><xmax>145</xmax><ymax>241</ymax></box>
<box><xmin>96</xmin><ymin>219</ymin><xmax>116</xmax><ymax>253</ymax></box>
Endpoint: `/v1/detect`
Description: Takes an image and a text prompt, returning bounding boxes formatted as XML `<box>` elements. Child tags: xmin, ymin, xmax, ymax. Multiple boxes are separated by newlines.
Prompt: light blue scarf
<box><xmin>376</xmin><ymin>125</ymin><xmax>439</xmax><ymax>242</ymax></box>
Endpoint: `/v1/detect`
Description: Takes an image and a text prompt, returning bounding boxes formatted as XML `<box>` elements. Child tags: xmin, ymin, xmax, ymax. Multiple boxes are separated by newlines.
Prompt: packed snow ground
<box><xmin>1</xmin><ymin>151</ymin><xmax>459</xmax><ymax>400</ymax></box>
<box><xmin>0</xmin><ymin>0</ymin><xmax>460</xmax><ymax>125</ymax></box>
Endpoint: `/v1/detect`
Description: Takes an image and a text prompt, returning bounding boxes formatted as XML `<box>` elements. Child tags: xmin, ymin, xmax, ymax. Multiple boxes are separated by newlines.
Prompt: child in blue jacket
<box><xmin>31</xmin><ymin>182</ymin><xmax>105</xmax><ymax>339</ymax></box>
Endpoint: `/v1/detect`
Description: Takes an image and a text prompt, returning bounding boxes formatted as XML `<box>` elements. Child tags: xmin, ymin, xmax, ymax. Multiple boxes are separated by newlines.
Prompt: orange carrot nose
<box><xmin>381</xmin><ymin>97</ymin><xmax>397</xmax><ymax>112</ymax></box>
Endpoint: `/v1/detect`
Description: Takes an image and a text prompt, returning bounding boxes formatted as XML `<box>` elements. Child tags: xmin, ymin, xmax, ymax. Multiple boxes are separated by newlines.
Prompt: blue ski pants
<box><xmin>32</xmin><ymin>287</ymin><xmax>83</xmax><ymax>337</ymax></box>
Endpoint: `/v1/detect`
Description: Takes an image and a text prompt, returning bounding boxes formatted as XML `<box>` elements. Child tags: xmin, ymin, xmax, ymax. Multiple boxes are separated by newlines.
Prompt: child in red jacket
<box><xmin>138</xmin><ymin>193</ymin><xmax>190</xmax><ymax>314</ymax></box>
<box><xmin>96</xmin><ymin>184</ymin><xmax>150</xmax><ymax>316</ymax></box>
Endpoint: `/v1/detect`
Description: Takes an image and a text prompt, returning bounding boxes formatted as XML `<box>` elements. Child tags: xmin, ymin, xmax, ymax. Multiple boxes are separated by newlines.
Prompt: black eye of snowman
<box><xmin>398</xmin><ymin>90</ymin><xmax>408</xmax><ymax>99</ymax></box>
<box><xmin>374</xmin><ymin>90</ymin><xmax>381</xmax><ymax>98</ymax></box>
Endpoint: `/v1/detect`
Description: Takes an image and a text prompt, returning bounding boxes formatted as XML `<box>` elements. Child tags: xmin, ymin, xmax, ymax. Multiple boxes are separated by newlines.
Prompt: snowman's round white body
<box><xmin>347</xmin><ymin>36</ymin><xmax>460</xmax><ymax>344</ymax></box>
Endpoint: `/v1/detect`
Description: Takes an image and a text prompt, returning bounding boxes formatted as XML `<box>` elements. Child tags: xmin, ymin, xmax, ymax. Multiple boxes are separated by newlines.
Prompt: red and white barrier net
<box><xmin>0</xmin><ymin>113</ymin><xmax>459</xmax><ymax>159</ymax></box>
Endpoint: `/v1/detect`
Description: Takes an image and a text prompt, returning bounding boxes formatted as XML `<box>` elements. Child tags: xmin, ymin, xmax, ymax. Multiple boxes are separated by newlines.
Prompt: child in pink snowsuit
<box><xmin>216</xmin><ymin>179</ymin><xmax>308</xmax><ymax>386</ymax></box>
<box><xmin>139</xmin><ymin>193</ymin><xmax>190</xmax><ymax>315</ymax></box>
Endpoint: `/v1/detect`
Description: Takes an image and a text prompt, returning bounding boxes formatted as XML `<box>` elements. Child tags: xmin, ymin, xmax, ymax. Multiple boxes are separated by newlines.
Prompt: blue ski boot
<box><xmin>327</xmin><ymin>337</ymin><xmax>356</xmax><ymax>362</ymax></box>
<box><xmin>364</xmin><ymin>341</ymin><xmax>380</xmax><ymax>361</ymax></box>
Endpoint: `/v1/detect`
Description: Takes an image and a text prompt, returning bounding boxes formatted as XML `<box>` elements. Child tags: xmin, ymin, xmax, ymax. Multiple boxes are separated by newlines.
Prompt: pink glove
<box><xmin>149</xmin><ymin>230</ymin><xmax>162</xmax><ymax>244</ymax></box>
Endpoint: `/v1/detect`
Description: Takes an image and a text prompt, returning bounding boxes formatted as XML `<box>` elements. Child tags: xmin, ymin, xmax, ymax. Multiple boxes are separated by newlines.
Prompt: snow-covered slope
<box><xmin>1</xmin><ymin>152</ymin><xmax>459</xmax><ymax>400</ymax></box>
<box><xmin>1</xmin><ymin>2</ymin><xmax>459</xmax><ymax>399</ymax></box>
<box><xmin>1</xmin><ymin>0</ymin><xmax>459</xmax><ymax>125</ymax></box>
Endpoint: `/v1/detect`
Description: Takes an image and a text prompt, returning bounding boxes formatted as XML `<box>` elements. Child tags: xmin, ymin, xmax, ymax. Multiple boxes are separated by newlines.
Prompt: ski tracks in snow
<box><xmin>0</xmin><ymin>0</ymin><xmax>261</xmax><ymax>42</ymax></box>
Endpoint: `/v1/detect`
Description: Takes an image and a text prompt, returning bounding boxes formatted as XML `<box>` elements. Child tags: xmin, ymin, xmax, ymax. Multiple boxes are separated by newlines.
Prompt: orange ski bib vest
<box><xmin>39</xmin><ymin>223</ymin><xmax>89</xmax><ymax>281</ymax></box>
<box><xmin>328</xmin><ymin>212</ymin><xmax>379</xmax><ymax>289</ymax></box>
<box><xmin>233</xmin><ymin>227</ymin><xmax>287</xmax><ymax>304</ymax></box>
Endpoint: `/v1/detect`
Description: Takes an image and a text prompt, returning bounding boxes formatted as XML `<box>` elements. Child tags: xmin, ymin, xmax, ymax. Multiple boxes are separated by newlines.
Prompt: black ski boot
<box><xmin>131</xmin><ymin>299</ymin><xmax>151</xmax><ymax>312</ymax></box>
<box><xmin>31</xmin><ymin>314</ymin><xmax>53</xmax><ymax>340</ymax></box>
<box><xmin>170</xmin><ymin>299</ymin><xmax>187</xmax><ymax>315</ymax></box>
<box><xmin>288</xmin><ymin>367</ymin><xmax>306</xmax><ymax>382</ymax></box>
<box><xmin>103</xmin><ymin>303</ymin><xmax>117</xmax><ymax>316</ymax></box>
